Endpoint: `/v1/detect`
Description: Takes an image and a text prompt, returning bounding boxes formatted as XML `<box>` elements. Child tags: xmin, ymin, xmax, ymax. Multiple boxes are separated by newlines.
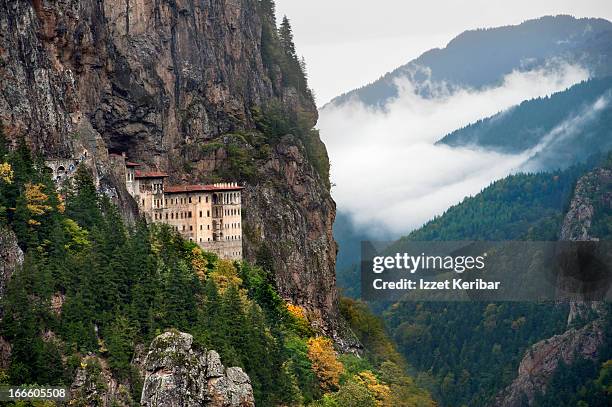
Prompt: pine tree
<box><xmin>66</xmin><ymin>164</ymin><xmax>102</xmax><ymax>230</ymax></box>
<box><xmin>279</xmin><ymin>16</ymin><xmax>296</xmax><ymax>58</ymax></box>
<box><xmin>218</xmin><ymin>283</ymin><xmax>246</xmax><ymax>364</ymax></box>
<box><xmin>129</xmin><ymin>220</ymin><xmax>159</xmax><ymax>337</ymax></box>
<box><xmin>300</xmin><ymin>56</ymin><xmax>308</xmax><ymax>80</ymax></box>
<box><xmin>198</xmin><ymin>278</ymin><xmax>222</xmax><ymax>347</ymax></box>
<box><xmin>105</xmin><ymin>314</ymin><xmax>137</xmax><ymax>380</ymax></box>
<box><xmin>258</xmin><ymin>0</ymin><xmax>277</xmax><ymax>24</ymax></box>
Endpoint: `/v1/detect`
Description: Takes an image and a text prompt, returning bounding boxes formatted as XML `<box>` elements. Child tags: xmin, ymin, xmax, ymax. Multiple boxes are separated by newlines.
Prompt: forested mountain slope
<box><xmin>383</xmin><ymin>155</ymin><xmax>612</xmax><ymax>407</ymax></box>
<box><xmin>437</xmin><ymin>77</ymin><xmax>612</xmax><ymax>171</ymax></box>
<box><xmin>328</xmin><ymin>15</ymin><xmax>612</xmax><ymax>108</ymax></box>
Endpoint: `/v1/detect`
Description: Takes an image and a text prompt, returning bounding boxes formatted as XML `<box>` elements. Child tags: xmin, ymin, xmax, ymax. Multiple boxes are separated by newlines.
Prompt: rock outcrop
<box><xmin>495</xmin><ymin>317</ymin><xmax>606</xmax><ymax>406</ymax></box>
<box><xmin>70</xmin><ymin>355</ymin><xmax>135</xmax><ymax>407</ymax></box>
<box><xmin>0</xmin><ymin>0</ymin><xmax>340</xmax><ymax>334</ymax></box>
<box><xmin>495</xmin><ymin>168</ymin><xmax>611</xmax><ymax>406</ymax></box>
<box><xmin>141</xmin><ymin>330</ymin><xmax>254</xmax><ymax>407</ymax></box>
<box><xmin>559</xmin><ymin>167</ymin><xmax>612</xmax><ymax>242</ymax></box>
<box><xmin>0</xmin><ymin>226</ymin><xmax>22</xmax><ymax>302</ymax></box>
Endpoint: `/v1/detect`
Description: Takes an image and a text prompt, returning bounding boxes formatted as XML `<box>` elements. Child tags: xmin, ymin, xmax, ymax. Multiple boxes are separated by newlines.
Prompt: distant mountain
<box><xmin>382</xmin><ymin>154</ymin><xmax>612</xmax><ymax>407</ymax></box>
<box><xmin>327</xmin><ymin>15</ymin><xmax>612</xmax><ymax>108</ymax></box>
<box><xmin>437</xmin><ymin>76</ymin><xmax>612</xmax><ymax>171</ymax></box>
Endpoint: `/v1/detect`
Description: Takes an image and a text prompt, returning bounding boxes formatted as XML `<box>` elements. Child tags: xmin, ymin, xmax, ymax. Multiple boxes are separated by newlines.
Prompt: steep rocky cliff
<box><xmin>495</xmin><ymin>168</ymin><xmax>611</xmax><ymax>406</ymax></box>
<box><xmin>0</xmin><ymin>0</ymin><xmax>340</xmax><ymax>334</ymax></box>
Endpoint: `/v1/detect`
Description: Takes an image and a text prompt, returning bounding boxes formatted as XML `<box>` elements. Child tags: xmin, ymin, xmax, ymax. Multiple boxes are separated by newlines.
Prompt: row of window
<box><xmin>151</xmin><ymin>208</ymin><xmax>241</xmax><ymax>219</ymax></box>
<box><xmin>216</xmin><ymin>192</ymin><xmax>241</xmax><ymax>205</ymax></box>
<box><xmin>168</xmin><ymin>195</ymin><xmax>210</xmax><ymax>205</ymax></box>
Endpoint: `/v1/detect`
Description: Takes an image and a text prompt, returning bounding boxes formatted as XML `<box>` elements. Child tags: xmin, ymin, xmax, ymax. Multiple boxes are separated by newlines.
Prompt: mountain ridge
<box><xmin>324</xmin><ymin>15</ymin><xmax>612</xmax><ymax>109</ymax></box>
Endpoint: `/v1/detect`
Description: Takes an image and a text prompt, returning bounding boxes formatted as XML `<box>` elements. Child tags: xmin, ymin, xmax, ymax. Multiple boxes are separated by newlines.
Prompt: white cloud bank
<box><xmin>318</xmin><ymin>63</ymin><xmax>589</xmax><ymax>237</ymax></box>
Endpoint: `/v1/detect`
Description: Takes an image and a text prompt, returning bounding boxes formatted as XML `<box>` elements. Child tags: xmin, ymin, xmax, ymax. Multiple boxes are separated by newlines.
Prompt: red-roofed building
<box><xmin>123</xmin><ymin>160</ymin><xmax>243</xmax><ymax>260</ymax></box>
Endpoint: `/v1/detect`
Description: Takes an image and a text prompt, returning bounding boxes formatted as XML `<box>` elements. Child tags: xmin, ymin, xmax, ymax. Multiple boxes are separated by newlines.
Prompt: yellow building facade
<box><xmin>121</xmin><ymin>157</ymin><xmax>243</xmax><ymax>260</ymax></box>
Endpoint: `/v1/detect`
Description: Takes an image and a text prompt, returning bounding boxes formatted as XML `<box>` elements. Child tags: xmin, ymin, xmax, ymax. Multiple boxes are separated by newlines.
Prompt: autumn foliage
<box><xmin>307</xmin><ymin>336</ymin><xmax>344</xmax><ymax>392</ymax></box>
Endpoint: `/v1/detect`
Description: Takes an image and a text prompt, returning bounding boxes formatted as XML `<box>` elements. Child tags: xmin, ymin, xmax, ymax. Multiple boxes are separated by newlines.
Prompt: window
<box><xmin>189</xmin><ymin>197</ymin><xmax>192</xmax><ymax>203</ymax></box>
<box><xmin>182</xmin><ymin>225</ymin><xmax>185</xmax><ymax>231</ymax></box>
<box><xmin>166</xmin><ymin>213</ymin><xmax>168</xmax><ymax>220</ymax></box>
<box><xmin>198</xmin><ymin>196</ymin><xmax>201</xmax><ymax>203</ymax></box>
<box><xmin>206</xmin><ymin>196</ymin><xmax>209</xmax><ymax>203</ymax></box>
<box><xmin>199</xmin><ymin>211</ymin><xmax>202</xmax><ymax>217</ymax></box>
<box><xmin>189</xmin><ymin>211</ymin><xmax>192</xmax><ymax>218</ymax></box>
<box><xmin>207</xmin><ymin>210</ymin><xmax>210</xmax><ymax>217</ymax></box>
<box><xmin>190</xmin><ymin>225</ymin><xmax>193</xmax><ymax>231</ymax></box>
<box><xmin>207</xmin><ymin>225</ymin><xmax>210</xmax><ymax>230</ymax></box>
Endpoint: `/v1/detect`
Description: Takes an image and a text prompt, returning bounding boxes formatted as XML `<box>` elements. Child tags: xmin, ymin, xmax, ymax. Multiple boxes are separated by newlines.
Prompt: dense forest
<box><xmin>0</xmin><ymin>117</ymin><xmax>435</xmax><ymax>406</ymax></box>
<box><xmin>404</xmin><ymin>164</ymin><xmax>590</xmax><ymax>242</ymax></box>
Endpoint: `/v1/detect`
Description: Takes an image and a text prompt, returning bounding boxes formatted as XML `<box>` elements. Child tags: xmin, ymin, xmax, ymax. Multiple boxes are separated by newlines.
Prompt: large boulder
<box><xmin>141</xmin><ymin>330</ymin><xmax>254</xmax><ymax>407</ymax></box>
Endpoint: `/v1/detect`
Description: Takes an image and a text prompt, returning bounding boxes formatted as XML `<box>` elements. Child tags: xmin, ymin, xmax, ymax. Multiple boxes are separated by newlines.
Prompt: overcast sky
<box><xmin>275</xmin><ymin>0</ymin><xmax>612</xmax><ymax>105</ymax></box>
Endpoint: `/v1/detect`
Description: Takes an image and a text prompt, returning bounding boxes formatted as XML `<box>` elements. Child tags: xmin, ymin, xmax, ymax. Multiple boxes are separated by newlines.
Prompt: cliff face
<box><xmin>0</xmin><ymin>1</ymin><xmax>339</xmax><ymax>332</ymax></box>
<box><xmin>495</xmin><ymin>168</ymin><xmax>611</xmax><ymax>407</ymax></box>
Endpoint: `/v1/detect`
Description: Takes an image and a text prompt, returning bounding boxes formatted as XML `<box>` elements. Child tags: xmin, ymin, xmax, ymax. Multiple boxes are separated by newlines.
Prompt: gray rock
<box><xmin>206</xmin><ymin>350</ymin><xmax>225</xmax><ymax>378</ymax></box>
<box><xmin>0</xmin><ymin>226</ymin><xmax>22</xmax><ymax>302</ymax></box>
<box><xmin>70</xmin><ymin>355</ymin><xmax>134</xmax><ymax>407</ymax></box>
<box><xmin>141</xmin><ymin>330</ymin><xmax>254</xmax><ymax>407</ymax></box>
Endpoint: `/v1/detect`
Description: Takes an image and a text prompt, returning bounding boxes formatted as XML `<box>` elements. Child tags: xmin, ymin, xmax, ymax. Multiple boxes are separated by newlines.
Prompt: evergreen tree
<box><xmin>218</xmin><ymin>283</ymin><xmax>246</xmax><ymax>364</ymax></box>
<box><xmin>128</xmin><ymin>220</ymin><xmax>159</xmax><ymax>337</ymax></box>
<box><xmin>279</xmin><ymin>16</ymin><xmax>296</xmax><ymax>58</ymax></box>
<box><xmin>66</xmin><ymin>165</ymin><xmax>102</xmax><ymax>230</ymax></box>
<box><xmin>258</xmin><ymin>0</ymin><xmax>276</xmax><ymax>24</ymax></box>
<box><xmin>105</xmin><ymin>314</ymin><xmax>137</xmax><ymax>380</ymax></box>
